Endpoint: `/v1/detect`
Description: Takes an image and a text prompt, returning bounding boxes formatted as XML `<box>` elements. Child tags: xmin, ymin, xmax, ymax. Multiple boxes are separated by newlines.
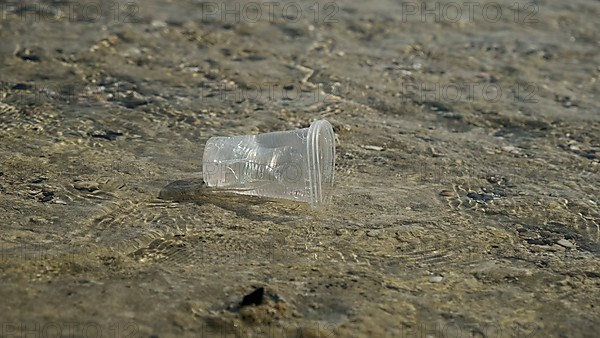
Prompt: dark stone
<box><xmin>31</xmin><ymin>177</ymin><xmax>46</xmax><ymax>184</ymax></box>
<box><xmin>158</xmin><ymin>179</ymin><xmax>205</xmax><ymax>201</ymax></box>
<box><xmin>585</xmin><ymin>271</ymin><xmax>600</xmax><ymax>279</ymax></box>
<box><xmin>40</xmin><ymin>191</ymin><xmax>54</xmax><ymax>203</ymax></box>
<box><xmin>486</xmin><ymin>175</ymin><xmax>507</xmax><ymax>185</ymax></box>
<box><xmin>527</xmin><ymin>239</ymin><xmax>546</xmax><ymax>245</ymax></box>
<box><xmin>121</xmin><ymin>95</ymin><xmax>148</xmax><ymax>109</ymax></box>
<box><xmin>12</xmin><ymin>83</ymin><xmax>30</xmax><ymax>90</ymax></box>
<box><xmin>493</xmin><ymin>190</ymin><xmax>507</xmax><ymax>197</ymax></box>
<box><xmin>526</xmin><ymin>235</ymin><xmax>554</xmax><ymax>245</ymax></box>
<box><xmin>425</xmin><ymin>101</ymin><xmax>451</xmax><ymax>112</ymax></box>
<box><xmin>482</xmin><ymin>187</ymin><xmax>507</xmax><ymax>197</ymax></box>
<box><xmin>90</xmin><ymin>130</ymin><xmax>123</xmax><ymax>141</ymax></box>
<box><xmin>240</xmin><ymin>287</ymin><xmax>264</xmax><ymax>307</ymax></box>
<box><xmin>467</xmin><ymin>192</ymin><xmax>494</xmax><ymax>202</ymax></box>
<box><xmin>246</xmin><ymin>55</ymin><xmax>267</xmax><ymax>61</ymax></box>
<box><xmin>441</xmin><ymin>112</ymin><xmax>463</xmax><ymax>120</ymax></box>
<box><xmin>493</xmin><ymin>130</ymin><xmax>509</xmax><ymax>137</ymax></box>
<box><xmin>16</xmin><ymin>48</ymin><xmax>42</xmax><ymax>62</ymax></box>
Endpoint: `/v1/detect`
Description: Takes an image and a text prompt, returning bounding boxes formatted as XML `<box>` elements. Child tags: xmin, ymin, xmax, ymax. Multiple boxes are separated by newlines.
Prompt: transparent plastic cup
<box><xmin>202</xmin><ymin>120</ymin><xmax>335</xmax><ymax>206</ymax></box>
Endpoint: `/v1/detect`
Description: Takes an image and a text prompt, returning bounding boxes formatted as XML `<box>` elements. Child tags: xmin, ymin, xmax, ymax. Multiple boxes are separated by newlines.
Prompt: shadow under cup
<box><xmin>202</xmin><ymin>120</ymin><xmax>336</xmax><ymax>206</ymax></box>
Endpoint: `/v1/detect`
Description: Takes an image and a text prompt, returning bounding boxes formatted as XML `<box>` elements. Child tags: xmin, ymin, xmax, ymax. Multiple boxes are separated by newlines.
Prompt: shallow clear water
<box><xmin>1</xmin><ymin>0</ymin><xmax>599</xmax><ymax>336</ymax></box>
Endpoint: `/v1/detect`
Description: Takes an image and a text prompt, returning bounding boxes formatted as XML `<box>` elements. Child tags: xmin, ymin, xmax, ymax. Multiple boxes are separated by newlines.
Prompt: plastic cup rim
<box><xmin>306</xmin><ymin>119</ymin><xmax>336</xmax><ymax>205</ymax></box>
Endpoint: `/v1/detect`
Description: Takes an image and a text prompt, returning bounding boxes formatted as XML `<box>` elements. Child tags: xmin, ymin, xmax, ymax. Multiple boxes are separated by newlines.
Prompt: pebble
<box><xmin>439</xmin><ymin>189</ymin><xmax>456</xmax><ymax>197</ymax></box>
<box><xmin>16</xmin><ymin>47</ymin><xmax>42</xmax><ymax>62</ymax></box>
<box><xmin>366</xmin><ymin>229</ymin><xmax>382</xmax><ymax>238</ymax></box>
<box><xmin>557</xmin><ymin>239</ymin><xmax>574</xmax><ymax>249</ymax></box>
<box><xmin>74</xmin><ymin>181</ymin><xmax>99</xmax><ymax>192</ymax></box>
<box><xmin>546</xmin><ymin>244</ymin><xmax>565</xmax><ymax>252</ymax></box>
<box><xmin>361</xmin><ymin>145</ymin><xmax>385</xmax><ymax>151</ymax></box>
<box><xmin>151</xmin><ymin>20</ymin><xmax>167</xmax><ymax>28</ymax></box>
<box><xmin>430</xmin><ymin>146</ymin><xmax>446</xmax><ymax>157</ymax></box>
<box><xmin>90</xmin><ymin>130</ymin><xmax>123</xmax><ymax>141</ymax></box>
<box><xmin>335</xmin><ymin>228</ymin><xmax>349</xmax><ymax>236</ymax></box>
<box><xmin>30</xmin><ymin>216</ymin><xmax>49</xmax><ymax>224</ymax></box>
<box><xmin>429</xmin><ymin>275</ymin><xmax>443</xmax><ymax>283</ymax></box>
<box><xmin>353</xmin><ymin>230</ymin><xmax>365</xmax><ymax>237</ymax></box>
<box><xmin>502</xmin><ymin>145</ymin><xmax>520</xmax><ymax>154</ymax></box>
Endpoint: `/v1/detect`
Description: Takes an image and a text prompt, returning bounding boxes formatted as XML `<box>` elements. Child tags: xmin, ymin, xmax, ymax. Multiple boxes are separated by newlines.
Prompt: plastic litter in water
<box><xmin>202</xmin><ymin>120</ymin><xmax>336</xmax><ymax>206</ymax></box>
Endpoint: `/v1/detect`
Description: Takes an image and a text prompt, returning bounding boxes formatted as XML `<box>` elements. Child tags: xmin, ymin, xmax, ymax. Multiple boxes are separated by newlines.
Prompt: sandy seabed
<box><xmin>0</xmin><ymin>0</ymin><xmax>599</xmax><ymax>337</ymax></box>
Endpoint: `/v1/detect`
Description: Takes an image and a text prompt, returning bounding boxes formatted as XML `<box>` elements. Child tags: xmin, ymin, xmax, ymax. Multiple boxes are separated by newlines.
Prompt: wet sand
<box><xmin>1</xmin><ymin>0</ymin><xmax>599</xmax><ymax>337</ymax></box>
